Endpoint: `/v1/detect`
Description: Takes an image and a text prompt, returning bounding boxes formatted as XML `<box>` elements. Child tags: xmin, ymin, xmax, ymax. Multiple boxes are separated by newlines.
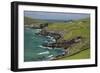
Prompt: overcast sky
<box><xmin>24</xmin><ymin>11</ymin><xmax>90</xmax><ymax>21</ymax></box>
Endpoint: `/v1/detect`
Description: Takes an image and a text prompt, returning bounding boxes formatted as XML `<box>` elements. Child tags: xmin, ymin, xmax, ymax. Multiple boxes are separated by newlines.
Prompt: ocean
<box><xmin>24</xmin><ymin>27</ymin><xmax>65</xmax><ymax>62</ymax></box>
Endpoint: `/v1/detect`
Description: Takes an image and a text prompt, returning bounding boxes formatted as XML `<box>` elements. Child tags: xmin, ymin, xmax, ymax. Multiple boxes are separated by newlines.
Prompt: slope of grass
<box><xmin>61</xmin><ymin>49</ymin><xmax>90</xmax><ymax>60</ymax></box>
<box><xmin>48</xmin><ymin>18</ymin><xmax>90</xmax><ymax>40</ymax></box>
<box><xmin>47</xmin><ymin>18</ymin><xmax>90</xmax><ymax>60</ymax></box>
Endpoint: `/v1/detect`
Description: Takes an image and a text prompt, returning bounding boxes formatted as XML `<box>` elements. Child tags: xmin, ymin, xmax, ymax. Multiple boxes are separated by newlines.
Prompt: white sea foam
<box><xmin>52</xmin><ymin>39</ymin><xmax>56</xmax><ymax>42</ymax></box>
<box><xmin>39</xmin><ymin>45</ymin><xmax>46</xmax><ymax>48</ymax></box>
<box><xmin>39</xmin><ymin>45</ymin><xmax>53</xmax><ymax>49</ymax></box>
<box><xmin>48</xmin><ymin>55</ymin><xmax>53</xmax><ymax>58</ymax></box>
<box><xmin>47</xmin><ymin>36</ymin><xmax>56</xmax><ymax>43</ymax></box>
<box><xmin>46</xmin><ymin>36</ymin><xmax>51</xmax><ymax>38</ymax></box>
<box><xmin>35</xmin><ymin>29</ymin><xmax>41</xmax><ymax>33</ymax></box>
<box><xmin>47</xmin><ymin>47</ymin><xmax>53</xmax><ymax>49</ymax></box>
<box><xmin>38</xmin><ymin>51</ymin><xmax>49</xmax><ymax>55</ymax></box>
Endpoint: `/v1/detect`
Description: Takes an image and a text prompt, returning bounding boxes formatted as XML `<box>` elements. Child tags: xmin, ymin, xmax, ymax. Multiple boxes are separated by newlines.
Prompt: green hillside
<box><xmin>61</xmin><ymin>49</ymin><xmax>90</xmax><ymax>60</ymax></box>
<box><xmin>47</xmin><ymin>18</ymin><xmax>90</xmax><ymax>60</ymax></box>
<box><xmin>24</xmin><ymin>16</ymin><xmax>46</xmax><ymax>25</ymax></box>
<box><xmin>48</xmin><ymin>18</ymin><xmax>90</xmax><ymax>40</ymax></box>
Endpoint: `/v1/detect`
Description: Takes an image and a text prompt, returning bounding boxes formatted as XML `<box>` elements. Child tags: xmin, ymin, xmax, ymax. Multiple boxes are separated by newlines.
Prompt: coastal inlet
<box><xmin>24</xmin><ymin>26</ymin><xmax>66</xmax><ymax>62</ymax></box>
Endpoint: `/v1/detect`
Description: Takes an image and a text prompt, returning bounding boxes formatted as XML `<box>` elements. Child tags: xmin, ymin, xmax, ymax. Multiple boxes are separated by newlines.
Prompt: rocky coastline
<box><xmin>25</xmin><ymin>23</ymin><xmax>84</xmax><ymax>60</ymax></box>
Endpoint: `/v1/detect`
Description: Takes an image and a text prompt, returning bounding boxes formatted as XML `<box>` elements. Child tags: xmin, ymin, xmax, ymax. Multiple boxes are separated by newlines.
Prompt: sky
<box><xmin>24</xmin><ymin>11</ymin><xmax>90</xmax><ymax>21</ymax></box>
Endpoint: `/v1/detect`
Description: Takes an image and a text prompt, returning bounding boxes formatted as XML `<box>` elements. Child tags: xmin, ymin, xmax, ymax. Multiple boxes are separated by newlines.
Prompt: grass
<box><xmin>61</xmin><ymin>49</ymin><xmax>90</xmax><ymax>60</ymax></box>
<box><xmin>47</xmin><ymin>18</ymin><xmax>90</xmax><ymax>60</ymax></box>
<box><xmin>47</xmin><ymin>18</ymin><xmax>90</xmax><ymax>40</ymax></box>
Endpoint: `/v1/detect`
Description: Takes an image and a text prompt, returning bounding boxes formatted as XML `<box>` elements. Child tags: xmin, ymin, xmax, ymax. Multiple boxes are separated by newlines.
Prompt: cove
<box><xmin>24</xmin><ymin>27</ymin><xmax>65</xmax><ymax>62</ymax></box>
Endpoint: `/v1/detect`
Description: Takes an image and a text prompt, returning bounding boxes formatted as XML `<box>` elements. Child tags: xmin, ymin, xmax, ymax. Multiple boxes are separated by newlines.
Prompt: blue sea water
<box><xmin>24</xmin><ymin>27</ymin><xmax>65</xmax><ymax>62</ymax></box>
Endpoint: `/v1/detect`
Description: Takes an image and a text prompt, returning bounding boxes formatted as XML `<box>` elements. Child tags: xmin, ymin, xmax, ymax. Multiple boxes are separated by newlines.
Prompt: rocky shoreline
<box><xmin>42</xmin><ymin>36</ymin><xmax>82</xmax><ymax>49</ymax></box>
<box><xmin>25</xmin><ymin>23</ymin><xmax>84</xmax><ymax>60</ymax></box>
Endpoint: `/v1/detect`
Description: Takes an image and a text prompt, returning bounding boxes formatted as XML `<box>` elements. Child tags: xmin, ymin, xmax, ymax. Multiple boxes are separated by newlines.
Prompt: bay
<box><xmin>24</xmin><ymin>27</ymin><xmax>65</xmax><ymax>62</ymax></box>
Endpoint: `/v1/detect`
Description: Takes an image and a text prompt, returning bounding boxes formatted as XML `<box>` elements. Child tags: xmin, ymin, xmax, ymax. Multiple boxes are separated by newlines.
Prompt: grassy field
<box><xmin>47</xmin><ymin>18</ymin><xmax>90</xmax><ymax>60</ymax></box>
<box><xmin>47</xmin><ymin>18</ymin><xmax>90</xmax><ymax>40</ymax></box>
<box><xmin>61</xmin><ymin>49</ymin><xmax>90</xmax><ymax>60</ymax></box>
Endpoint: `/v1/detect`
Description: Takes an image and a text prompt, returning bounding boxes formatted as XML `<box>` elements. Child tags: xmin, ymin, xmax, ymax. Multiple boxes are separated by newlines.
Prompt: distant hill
<box><xmin>24</xmin><ymin>16</ymin><xmax>72</xmax><ymax>25</ymax></box>
<box><xmin>24</xmin><ymin>16</ymin><xmax>47</xmax><ymax>25</ymax></box>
